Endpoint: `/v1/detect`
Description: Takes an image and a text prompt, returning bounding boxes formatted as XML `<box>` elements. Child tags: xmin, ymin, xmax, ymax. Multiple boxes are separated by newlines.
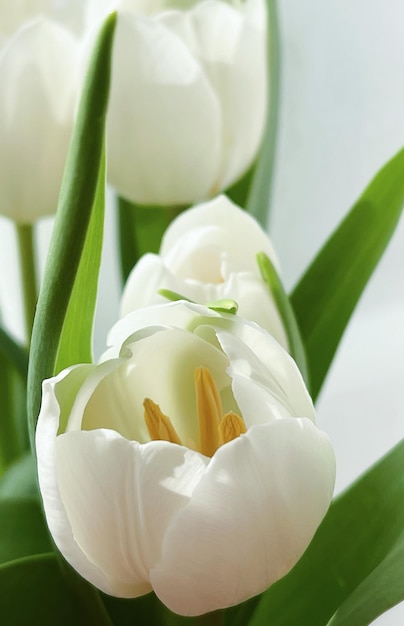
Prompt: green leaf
<box><xmin>256</xmin><ymin>252</ymin><xmax>309</xmax><ymax>385</ymax></box>
<box><xmin>0</xmin><ymin>453</ymin><xmax>38</xmax><ymax>500</ymax></box>
<box><xmin>291</xmin><ymin>146</ymin><xmax>404</xmax><ymax>400</ymax></box>
<box><xmin>102</xmin><ymin>594</ymin><xmax>170</xmax><ymax>626</ymax></box>
<box><xmin>159</xmin><ymin>290</ymin><xmax>239</xmax><ymax>315</ymax></box>
<box><xmin>0</xmin><ymin>498</ymin><xmax>52</xmax><ymax>564</ymax></box>
<box><xmin>0</xmin><ymin>476</ymin><xmax>114</xmax><ymax>626</ymax></box>
<box><xmin>118</xmin><ymin>197</ymin><xmax>183</xmax><ymax>284</ymax></box>
<box><xmin>0</xmin><ymin>353</ymin><xmax>28</xmax><ymax>473</ymax></box>
<box><xmin>249</xmin><ymin>440</ymin><xmax>404</xmax><ymax>626</ymax></box>
<box><xmin>246</xmin><ymin>0</ymin><xmax>280</xmax><ymax>225</ymax></box>
<box><xmin>54</xmin><ymin>149</ymin><xmax>105</xmax><ymax>373</ymax></box>
<box><xmin>207</xmin><ymin>299</ymin><xmax>239</xmax><ymax>315</ymax></box>
<box><xmin>327</xmin><ymin>530</ymin><xmax>404</xmax><ymax>626</ymax></box>
<box><xmin>0</xmin><ymin>324</ymin><xmax>29</xmax><ymax>472</ymax></box>
<box><xmin>27</xmin><ymin>13</ymin><xmax>117</xmax><ymax>444</ymax></box>
<box><xmin>0</xmin><ymin>325</ymin><xmax>28</xmax><ymax>379</ymax></box>
<box><xmin>0</xmin><ymin>554</ymin><xmax>85</xmax><ymax>626</ymax></box>
<box><xmin>224</xmin><ymin>598</ymin><xmax>259</xmax><ymax>626</ymax></box>
<box><xmin>158</xmin><ymin>288</ymin><xmax>194</xmax><ymax>304</ymax></box>
<box><xmin>226</xmin><ymin>163</ymin><xmax>255</xmax><ymax>210</ymax></box>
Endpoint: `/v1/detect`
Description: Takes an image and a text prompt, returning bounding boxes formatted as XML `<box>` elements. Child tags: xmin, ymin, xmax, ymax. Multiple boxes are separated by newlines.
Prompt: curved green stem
<box><xmin>16</xmin><ymin>223</ymin><xmax>38</xmax><ymax>345</ymax></box>
<box><xmin>117</xmin><ymin>197</ymin><xmax>185</xmax><ymax>286</ymax></box>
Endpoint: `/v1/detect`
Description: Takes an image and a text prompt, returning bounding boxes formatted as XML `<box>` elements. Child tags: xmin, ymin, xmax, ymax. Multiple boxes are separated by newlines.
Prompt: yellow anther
<box><xmin>218</xmin><ymin>411</ymin><xmax>247</xmax><ymax>445</ymax></box>
<box><xmin>194</xmin><ymin>366</ymin><xmax>222</xmax><ymax>457</ymax></box>
<box><xmin>143</xmin><ymin>398</ymin><xmax>182</xmax><ymax>445</ymax></box>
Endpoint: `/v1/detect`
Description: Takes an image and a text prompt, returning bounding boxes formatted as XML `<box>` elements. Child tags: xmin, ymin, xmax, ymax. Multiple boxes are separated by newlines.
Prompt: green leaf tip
<box><xmin>27</xmin><ymin>12</ymin><xmax>117</xmax><ymax>447</ymax></box>
<box><xmin>257</xmin><ymin>251</ymin><xmax>309</xmax><ymax>387</ymax></box>
<box><xmin>158</xmin><ymin>289</ymin><xmax>194</xmax><ymax>303</ymax></box>
<box><xmin>207</xmin><ymin>299</ymin><xmax>239</xmax><ymax>315</ymax></box>
<box><xmin>158</xmin><ymin>290</ymin><xmax>238</xmax><ymax>315</ymax></box>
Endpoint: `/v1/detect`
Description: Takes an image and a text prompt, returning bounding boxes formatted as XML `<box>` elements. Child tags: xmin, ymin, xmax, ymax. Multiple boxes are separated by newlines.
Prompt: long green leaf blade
<box><xmin>0</xmin><ymin>453</ymin><xmax>38</xmax><ymax>500</ymax></box>
<box><xmin>327</xmin><ymin>531</ymin><xmax>404</xmax><ymax>626</ymax></box>
<box><xmin>0</xmin><ymin>498</ymin><xmax>52</xmax><ymax>564</ymax></box>
<box><xmin>0</xmin><ymin>554</ymin><xmax>89</xmax><ymax>626</ymax></box>
<box><xmin>0</xmin><ymin>554</ymin><xmax>114</xmax><ymax>625</ymax></box>
<box><xmin>256</xmin><ymin>252</ymin><xmax>309</xmax><ymax>385</ymax></box>
<box><xmin>291</xmin><ymin>147</ymin><xmax>404</xmax><ymax>400</ymax></box>
<box><xmin>249</xmin><ymin>440</ymin><xmax>404</xmax><ymax>626</ymax></box>
<box><xmin>0</xmin><ymin>354</ymin><xmax>28</xmax><ymax>472</ymax></box>
<box><xmin>27</xmin><ymin>13</ymin><xmax>117</xmax><ymax>442</ymax></box>
<box><xmin>54</xmin><ymin>149</ymin><xmax>105</xmax><ymax>373</ymax></box>
<box><xmin>0</xmin><ymin>325</ymin><xmax>28</xmax><ymax>379</ymax></box>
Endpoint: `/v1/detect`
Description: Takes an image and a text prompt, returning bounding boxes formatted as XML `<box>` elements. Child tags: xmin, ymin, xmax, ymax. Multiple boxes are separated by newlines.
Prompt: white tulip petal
<box><xmin>37</xmin><ymin>301</ymin><xmax>334</xmax><ymax>615</ymax></box>
<box><xmin>120</xmin><ymin>254</ymin><xmax>175</xmax><ymax>316</ymax></box>
<box><xmin>151</xmin><ymin>419</ymin><xmax>335</xmax><ymax>616</ymax></box>
<box><xmin>37</xmin><ymin>361</ymin><xmax>212</xmax><ymax>598</ymax></box>
<box><xmin>81</xmin><ymin>325</ymin><xmax>231</xmax><ymax>447</ymax></box>
<box><xmin>214</xmin><ymin>325</ymin><xmax>315</xmax><ymax>422</ymax></box>
<box><xmin>107</xmin><ymin>12</ymin><xmax>221</xmax><ymax>205</ymax></box>
<box><xmin>161</xmin><ymin>195</ymin><xmax>279</xmax><ymax>274</ymax></box>
<box><xmin>53</xmin><ymin>430</ymin><xmax>209</xmax><ymax>597</ymax></box>
<box><xmin>0</xmin><ymin>18</ymin><xmax>79</xmax><ymax>222</ymax></box>
<box><xmin>219</xmin><ymin>272</ymin><xmax>289</xmax><ymax>349</ymax></box>
<box><xmin>0</xmin><ymin>1</ymin><xmax>54</xmax><ymax>37</ymax></box>
<box><xmin>106</xmin><ymin>300</ymin><xmax>223</xmax><ymax>357</ymax></box>
<box><xmin>36</xmin><ymin>366</ymin><xmax>113</xmax><ymax>595</ymax></box>
<box><xmin>161</xmin><ymin>0</ymin><xmax>267</xmax><ymax>190</ymax></box>
<box><xmin>120</xmin><ymin>197</ymin><xmax>288</xmax><ymax>346</ymax></box>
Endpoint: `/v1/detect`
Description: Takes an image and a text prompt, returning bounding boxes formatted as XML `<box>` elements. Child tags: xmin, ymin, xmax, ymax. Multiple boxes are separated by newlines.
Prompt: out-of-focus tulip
<box><xmin>36</xmin><ymin>301</ymin><xmax>335</xmax><ymax>616</ymax></box>
<box><xmin>0</xmin><ymin>1</ymin><xmax>85</xmax><ymax>223</ymax></box>
<box><xmin>122</xmin><ymin>194</ymin><xmax>289</xmax><ymax>348</ymax></box>
<box><xmin>87</xmin><ymin>0</ymin><xmax>268</xmax><ymax>205</ymax></box>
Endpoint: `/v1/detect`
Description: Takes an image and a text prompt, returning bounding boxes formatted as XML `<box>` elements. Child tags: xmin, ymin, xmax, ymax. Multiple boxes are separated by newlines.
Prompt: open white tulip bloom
<box><xmin>36</xmin><ymin>301</ymin><xmax>335</xmax><ymax>616</ymax></box>
<box><xmin>0</xmin><ymin>1</ymin><xmax>84</xmax><ymax>223</ymax></box>
<box><xmin>86</xmin><ymin>0</ymin><xmax>267</xmax><ymax>205</ymax></box>
<box><xmin>122</xmin><ymin>195</ymin><xmax>289</xmax><ymax>349</ymax></box>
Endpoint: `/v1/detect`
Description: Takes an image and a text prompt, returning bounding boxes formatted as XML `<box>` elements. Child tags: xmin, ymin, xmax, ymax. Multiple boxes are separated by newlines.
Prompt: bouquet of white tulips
<box><xmin>0</xmin><ymin>2</ymin><xmax>403</xmax><ymax>625</ymax></box>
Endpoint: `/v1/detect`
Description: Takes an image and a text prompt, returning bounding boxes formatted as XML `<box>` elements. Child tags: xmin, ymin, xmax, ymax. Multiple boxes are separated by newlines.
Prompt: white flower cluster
<box><xmin>22</xmin><ymin>0</ymin><xmax>337</xmax><ymax>617</ymax></box>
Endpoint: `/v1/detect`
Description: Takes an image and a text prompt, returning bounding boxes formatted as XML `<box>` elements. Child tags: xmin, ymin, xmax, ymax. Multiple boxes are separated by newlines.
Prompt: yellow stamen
<box><xmin>194</xmin><ymin>366</ymin><xmax>222</xmax><ymax>457</ymax></box>
<box><xmin>218</xmin><ymin>411</ymin><xmax>247</xmax><ymax>445</ymax></box>
<box><xmin>143</xmin><ymin>398</ymin><xmax>182</xmax><ymax>445</ymax></box>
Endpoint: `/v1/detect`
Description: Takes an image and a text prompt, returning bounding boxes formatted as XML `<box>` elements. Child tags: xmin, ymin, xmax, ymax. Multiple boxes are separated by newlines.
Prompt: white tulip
<box><xmin>121</xmin><ymin>195</ymin><xmax>289</xmax><ymax>349</ymax></box>
<box><xmin>86</xmin><ymin>0</ymin><xmax>267</xmax><ymax>205</ymax></box>
<box><xmin>36</xmin><ymin>301</ymin><xmax>335</xmax><ymax>616</ymax></box>
<box><xmin>0</xmin><ymin>1</ymin><xmax>85</xmax><ymax>223</ymax></box>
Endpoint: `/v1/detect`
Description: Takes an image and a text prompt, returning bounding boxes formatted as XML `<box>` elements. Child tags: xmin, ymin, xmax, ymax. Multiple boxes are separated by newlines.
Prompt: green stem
<box><xmin>16</xmin><ymin>223</ymin><xmax>38</xmax><ymax>345</ymax></box>
<box><xmin>117</xmin><ymin>197</ymin><xmax>186</xmax><ymax>286</ymax></box>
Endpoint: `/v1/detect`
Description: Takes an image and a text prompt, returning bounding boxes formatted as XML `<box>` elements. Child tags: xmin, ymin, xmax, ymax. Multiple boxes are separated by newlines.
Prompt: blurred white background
<box><xmin>0</xmin><ymin>0</ymin><xmax>403</xmax><ymax>623</ymax></box>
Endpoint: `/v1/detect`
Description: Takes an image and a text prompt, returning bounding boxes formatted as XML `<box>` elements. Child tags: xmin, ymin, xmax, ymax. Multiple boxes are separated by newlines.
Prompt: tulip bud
<box><xmin>121</xmin><ymin>194</ymin><xmax>289</xmax><ymax>349</ymax></box>
<box><xmin>36</xmin><ymin>301</ymin><xmax>335</xmax><ymax>616</ymax></box>
<box><xmin>86</xmin><ymin>0</ymin><xmax>268</xmax><ymax>205</ymax></box>
<box><xmin>0</xmin><ymin>3</ymin><xmax>84</xmax><ymax>223</ymax></box>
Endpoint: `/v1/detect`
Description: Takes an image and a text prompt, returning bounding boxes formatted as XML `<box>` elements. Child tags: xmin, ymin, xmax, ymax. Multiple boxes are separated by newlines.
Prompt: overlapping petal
<box><xmin>161</xmin><ymin>0</ymin><xmax>267</xmax><ymax>191</ymax></box>
<box><xmin>88</xmin><ymin>0</ymin><xmax>267</xmax><ymax>204</ymax></box>
<box><xmin>151</xmin><ymin>419</ymin><xmax>335</xmax><ymax>615</ymax></box>
<box><xmin>36</xmin><ymin>302</ymin><xmax>335</xmax><ymax>616</ymax></box>
<box><xmin>106</xmin><ymin>11</ymin><xmax>222</xmax><ymax>205</ymax></box>
<box><xmin>121</xmin><ymin>196</ymin><xmax>289</xmax><ymax>348</ymax></box>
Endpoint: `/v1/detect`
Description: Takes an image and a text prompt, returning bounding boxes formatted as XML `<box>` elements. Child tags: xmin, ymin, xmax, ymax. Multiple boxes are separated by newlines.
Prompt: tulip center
<box><xmin>143</xmin><ymin>366</ymin><xmax>246</xmax><ymax>456</ymax></box>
